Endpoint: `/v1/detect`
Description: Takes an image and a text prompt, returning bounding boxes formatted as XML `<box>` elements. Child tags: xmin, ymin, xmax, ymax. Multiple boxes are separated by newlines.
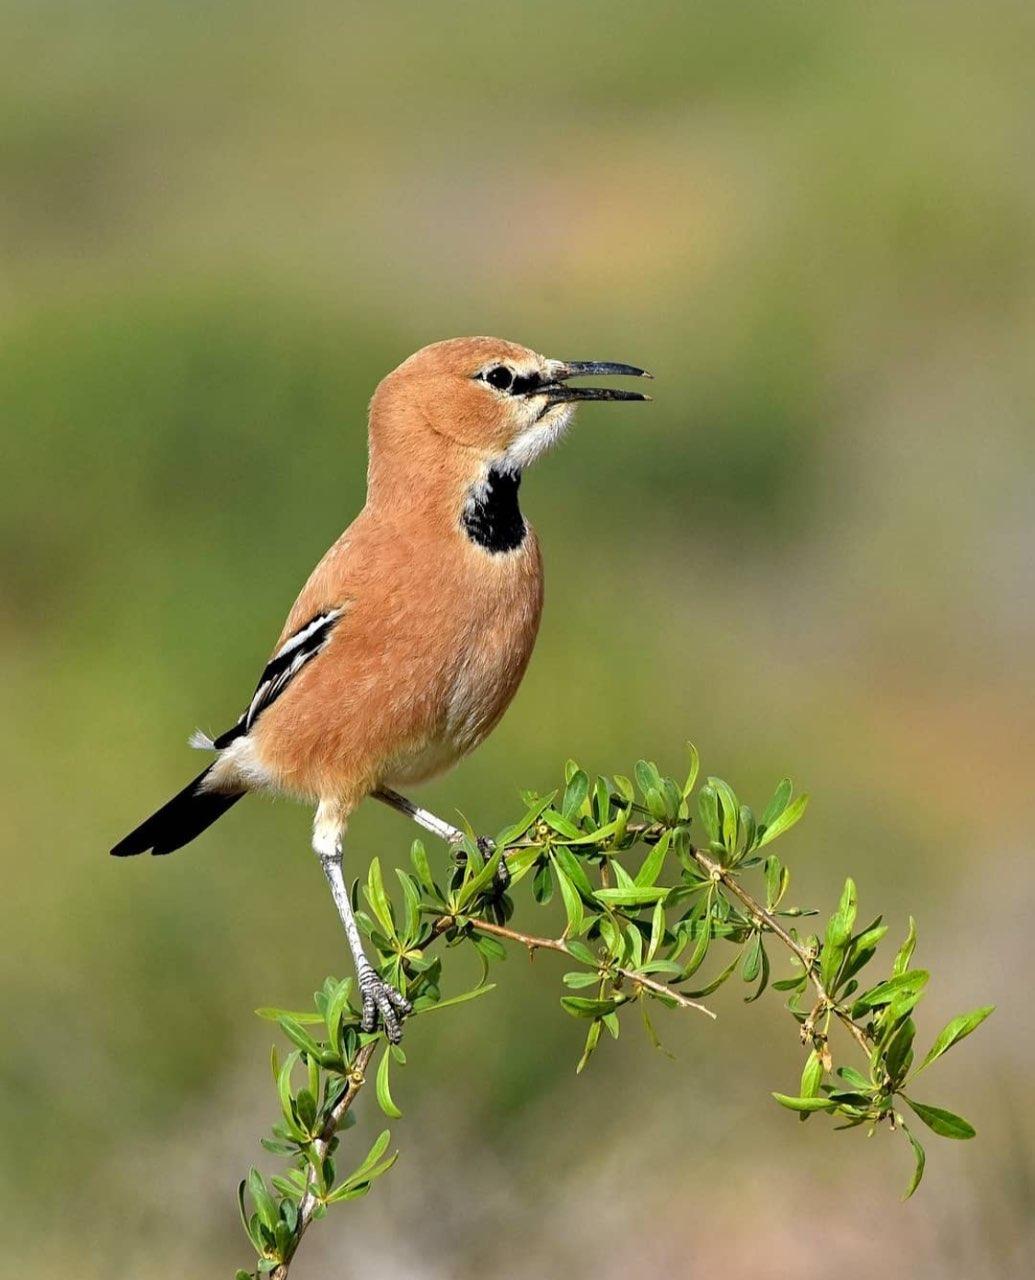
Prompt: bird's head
<box><xmin>368</xmin><ymin>337</ymin><xmax>652</xmax><ymax>493</ymax></box>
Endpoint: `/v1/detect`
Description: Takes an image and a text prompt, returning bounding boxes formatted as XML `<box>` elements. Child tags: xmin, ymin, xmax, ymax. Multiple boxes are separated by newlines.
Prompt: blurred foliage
<box><xmin>2</xmin><ymin>2</ymin><xmax>1032</xmax><ymax>1277</ymax></box>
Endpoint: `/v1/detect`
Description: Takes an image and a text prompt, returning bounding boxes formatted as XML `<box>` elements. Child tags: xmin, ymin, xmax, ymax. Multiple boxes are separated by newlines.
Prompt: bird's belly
<box><xmin>380</xmin><ymin>736</ymin><xmax>464</xmax><ymax>788</ymax></box>
<box><xmin>379</xmin><ymin>639</ymin><xmax>529</xmax><ymax>788</ymax></box>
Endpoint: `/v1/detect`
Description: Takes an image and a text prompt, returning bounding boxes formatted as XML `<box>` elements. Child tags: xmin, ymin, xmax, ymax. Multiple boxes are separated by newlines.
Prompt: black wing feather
<box><xmin>213</xmin><ymin>607</ymin><xmax>344</xmax><ymax>748</ymax></box>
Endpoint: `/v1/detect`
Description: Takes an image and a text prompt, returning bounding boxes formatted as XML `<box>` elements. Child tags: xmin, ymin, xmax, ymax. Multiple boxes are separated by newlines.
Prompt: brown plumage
<box><xmin>112</xmin><ymin>336</ymin><xmax>651</xmax><ymax>1039</ymax></box>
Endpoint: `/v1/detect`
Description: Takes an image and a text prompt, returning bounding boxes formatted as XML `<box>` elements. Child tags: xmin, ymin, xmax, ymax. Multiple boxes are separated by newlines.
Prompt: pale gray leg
<box><xmin>312</xmin><ymin>800</ymin><xmax>411</xmax><ymax>1044</ymax></box>
<box><xmin>372</xmin><ymin>787</ymin><xmax>464</xmax><ymax>843</ymax></box>
<box><xmin>372</xmin><ymin>787</ymin><xmax>509</xmax><ymax>893</ymax></box>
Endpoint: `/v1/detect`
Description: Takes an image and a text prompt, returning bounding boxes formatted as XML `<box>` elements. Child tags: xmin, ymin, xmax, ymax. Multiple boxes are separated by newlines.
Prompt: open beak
<box><xmin>531</xmin><ymin>360</ymin><xmax>654</xmax><ymax>404</ymax></box>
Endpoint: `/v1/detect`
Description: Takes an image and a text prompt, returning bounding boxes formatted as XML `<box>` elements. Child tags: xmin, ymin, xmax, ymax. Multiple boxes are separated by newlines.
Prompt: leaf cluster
<box><xmin>235</xmin><ymin>748</ymin><xmax>992</xmax><ymax>1277</ymax></box>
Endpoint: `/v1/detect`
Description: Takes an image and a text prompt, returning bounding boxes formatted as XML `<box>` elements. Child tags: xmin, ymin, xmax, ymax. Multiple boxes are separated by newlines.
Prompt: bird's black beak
<box><xmin>530</xmin><ymin>360</ymin><xmax>653</xmax><ymax>404</ymax></box>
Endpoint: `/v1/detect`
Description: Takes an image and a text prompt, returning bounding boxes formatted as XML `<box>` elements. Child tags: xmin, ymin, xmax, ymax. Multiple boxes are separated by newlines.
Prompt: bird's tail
<box><xmin>110</xmin><ymin>766</ymin><xmax>245</xmax><ymax>857</ymax></box>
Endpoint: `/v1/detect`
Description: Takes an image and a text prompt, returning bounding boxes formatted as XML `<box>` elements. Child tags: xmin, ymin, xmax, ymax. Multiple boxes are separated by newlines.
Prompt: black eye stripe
<box><xmin>476</xmin><ymin>366</ymin><xmax>541</xmax><ymax>395</ymax></box>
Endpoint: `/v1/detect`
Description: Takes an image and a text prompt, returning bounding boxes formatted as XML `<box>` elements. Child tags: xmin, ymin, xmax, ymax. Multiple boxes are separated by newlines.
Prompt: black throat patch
<box><xmin>462</xmin><ymin>467</ymin><xmax>526</xmax><ymax>554</ymax></box>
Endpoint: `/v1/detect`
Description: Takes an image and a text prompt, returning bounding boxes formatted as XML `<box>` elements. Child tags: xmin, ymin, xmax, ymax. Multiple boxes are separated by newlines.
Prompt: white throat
<box><xmin>497</xmin><ymin>403</ymin><xmax>575</xmax><ymax>474</ymax></box>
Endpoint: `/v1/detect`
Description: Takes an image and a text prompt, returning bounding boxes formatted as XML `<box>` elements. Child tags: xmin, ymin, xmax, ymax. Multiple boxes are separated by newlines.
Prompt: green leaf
<box><xmin>410</xmin><ymin>983</ymin><xmax>496</xmax><ymax>1016</ymax></box>
<box><xmin>561</xmin><ymin>996</ymin><xmax>619</xmax><ymax>1018</ymax></box>
<box><xmin>594</xmin><ymin>886</ymin><xmax>668</xmax><ymax>907</ymax></box>
<box><xmin>917</xmin><ymin>1006</ymin><xmax>995</xmax><ymax>1074</ymax></box>
<box><xmin>760</xmin><ymin>778</ymin><xmax>792</xmax><ymax>828</ymax></box>
<box><xmin>351</xmin><ymin>1128</ymin><xmax>391</xmax><ymax>1178</ymax></box>
<box><xmin>542</xmin><ymin>809</ymin><xmax>582</xmax><ymax>839</ymax></box>
<box><xmin>756</xmin><ymin>793</ymin><xmax>808</xmax><ymax>848</ymax></box>
<box><xmin>836</xmin><ymin>1065</ymin><xmax>872</xmax><ymax>1091</ymax></box>
<box><xmin>247</xmin><ymin>1168</ymin><xmax>277</xmax><ymax>1232</ymax></box>
<box><xmin>683</xmin><ymin>950</ymin><xmax>740</xmax><ymax>998</ymax></box>
<box><xmin>494</xmin><ymin>791</ymin><xmax>556</xmax><ymax>847</ymax></box>
<box><xmin>852</xmin><ymin>969</ymin><xmax>929</xmax><ymax>1016</ymax></box>
<box><xmin>326</xmin><ymin>1129</ymin><xmax>399</xmax><ymax>1202</ymax></box>
<box><xmin>277</xmin><ymin>1016</ymin><xmax>323</xmax><ymax>1058</ymax></box>
<box><xmin>764</xmin><ymin>856</ymin><xmax>789</xmax><ymax>911</ymax></box>
<box><xmin>562</xmin><ymin>770</ymin><xmax>590</xmax><ymax>820</ymax></box>
<box><xmin>551</xmin><ymin>855</ymin><xmax>584</xmax><ymax>935</ymax></box>
<box><xmin>237</xmin><ymin>1180</ymin><xmax>263</xmax><ymax>1252</ymax></box>
<box><xmin>682</xmin><ymin>743</ymin><xmax>700</xmax><ymax>798</ymax></box>
<box><xmin>410</xmin><ymin>839</ymin><xmax>436</xmax><ymax>895</ymax></box>
<box><xmin>563</xmin><ymin>816</ymin><xmax>626</xmax><ymax>847</ymax></box>
<box><xmin>593</xmin><ymin>775</ymin><xmax>612</xmax><ymax>824</ymax></box>
<box><xmin>893</xmin><ymin>916</ymin><xmax>918</xmax><ymax>976</ymax></box>
<box><xmin>612</xmin><ymin>774</ymin><xmax>634</xmax><ymax>803</ymax></box>
<box><xmin>771</xmin><ymin>1093</ymin><xmax>836</xmax><ymax>1113</ymax></box>
<box><xmin>295</xmin><ymin>1088</ymin><xmax>317</xmax><ymax>1132</ymax></box>
<box><xmin>820</xmin><ymin>877</ymin><xmax>857</xmax><ymax>987</ymax></box>
<box><xmin>532</xmin><ymin>860</ymin><xmax>554</xmax><ymax>904</ymax></box>
<box><xmin>828</xmin><ymin>878</ymin><xmax>858</xmax><ymax>948</ymax></box>
<box><xmin>365</xmin><ymin>857</ymin><xmax>395</xmax><ymax>938</ymax></box>
<box><xmin>647</xmin><ymin>899</ymin><xmax>665</xmax><ymax>962</ymax></box>
<box><xmin>697</xmin><ymin>785</ymin><xmax>720</xmax><ymax>844</ymax></box>
<box><xmin>566</xmin><ymin>939</ymin><xmax>598</xmax><ymax>966</ymax></box>
<box><xmin>634</xmin><ymin>759</ymin><xmax>662</xmax><ymax>798</ymax></box>
<box><xmin>744</xmin><ymin>937</ymin><xmax>770</xmax><ymax>1003</ymax></box>
<box><xmin>376</xmin><ymin>1045</ymin><xmax>402</xmax><ymax>1119</ymax></box>
<box><xmin>900</xmin><ymin>1121</ymin><xmax>926</xmax><ymax>1199</ymax></box>
<box><xmin>563</xmin><ymin>970</ymin><xmax>600</xmax><ymax>988</ymax></box>
<box><xmin>471</xmin><ymin>933</ymin><xmax>506</xmax><ymax>963</ymax></box>
<box><xmin>324</xmin><ymin>978</ymin><xmax>355</xmax><ymax>1051</ymax></box>
<box><xmin>903</xmin><ymin>1099</ymin><xmax>976</xmax><ymax>1139</ymax></box>
<box><xmin>738</xmin><ymin>804</ymin><xmax>756</xmax><ymax>855</ymax></box>
<box><xmin>679</xmin><ymin>892</ymin><xmax>714</xmax><ymax>979</ymax></box>
<box><xmin>885</xmin><ymin>1017</ymin><xmax>916</xmax><ymax>1085</ymax></box>
<box><xmin>634</xmin><ymin>829</ymin><xmax>671</xmax><ymax>887</ymax></box>
<box><xmin>800</xmin><ymin>1051</ymin><xmax>824</xmax><ymax>1098</ymax></box>
<box><xmin>707</xmin><ymin>777</ymin><xmax>740</xmax><ymax>852</ymax></box>
<box><xmin>395</xmin><ymin>868</ymin><xmax>422</xmax><ymax>942</ymax></box>
<box><xmin>551</xmin><ymin>846</ymin><xmax>595</xmax><ymax>897</ymax></box>
<box><xmin>255</xmin><ymin>1007</ymin><xmax>324</xmax><ymax>1024</ymax></box>
<box><xmin>456</xmin><ymin>842</ymin><xmax>505</xmax><ymax>908</ymax></box>
<box><xmin>576</xmin><ymin>1018</ymin><xmax>602</xmax><ymax>1074</ymax></box>
<box><xmin>741</xmin><ymin>932</ymin><xmax>762</xmax><ymax>984</ymax></box>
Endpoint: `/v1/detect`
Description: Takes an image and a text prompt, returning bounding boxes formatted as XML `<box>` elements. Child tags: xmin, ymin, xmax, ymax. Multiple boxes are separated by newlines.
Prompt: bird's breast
<box><xmin>381</xmin><ymin>527</ymin><xmax>544</xmax><ymax>785</ymax></box>
<box><xmin>252</xmin><ymin>519</ymin><xmax>544</xmax><ymax>803</ymax></box>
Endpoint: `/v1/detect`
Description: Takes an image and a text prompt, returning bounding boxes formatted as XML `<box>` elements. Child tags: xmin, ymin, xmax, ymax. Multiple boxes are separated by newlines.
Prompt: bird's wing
<box><xmin>211</xmin><ymin>606</ymin><xmax>346</xmax><ymax>749</ymax></box>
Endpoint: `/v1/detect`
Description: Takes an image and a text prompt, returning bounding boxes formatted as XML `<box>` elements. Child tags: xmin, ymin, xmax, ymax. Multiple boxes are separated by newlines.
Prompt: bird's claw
<box><xmin>450</xmin><ymin>835</ymin><xmax>510</xmax><ymax>896</ymax></box>
<box><xmin>484</xmin><ymin>839</ymin><xmax>511</xmax><ymax>893</ymax></box>
<box><xmin>359</xmin><ymin>967</ymin><xmax>412</xmax><ymax>1044</ymax></box>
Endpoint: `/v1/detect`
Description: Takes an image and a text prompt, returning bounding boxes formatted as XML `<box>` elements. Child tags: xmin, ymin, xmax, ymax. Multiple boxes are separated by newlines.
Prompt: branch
<box><xmin>267</xmin><ymin>1041</ymin><xmax>377</xmax><ymax>1280</ymax></box>
<box><xmin>686</xmin><ymin>841</ymin><xmax>871</xmax><ymax>1056</ymax></box>
<box><xmin>236</xmin><ymin>752</ymin><xmax>993</xmax><ymax>1278</ymax></box>
<box><xmin>431</xmin><ymin>911</ymin><xmax>715</xmax><ymax>1017</ymax></box>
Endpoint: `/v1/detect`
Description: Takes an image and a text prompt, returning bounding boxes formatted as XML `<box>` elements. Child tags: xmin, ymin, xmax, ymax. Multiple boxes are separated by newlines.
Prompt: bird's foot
<box><xmin>450</xmin><ymin>835</ymin><xmax>510</xmax><ymax>896</ymax></box>
<box><xmin>483</xmin><ymin>837</ymin><xmax>511</xmax><ymax>894</ymax></box>
<box><xmin>358</xmin><ymin>966</ymin><xmax>412</xmax><ymax>1044</ymax></box>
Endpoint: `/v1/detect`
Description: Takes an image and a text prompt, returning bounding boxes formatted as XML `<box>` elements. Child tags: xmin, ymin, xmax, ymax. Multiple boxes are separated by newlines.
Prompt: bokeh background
<box><xmin>3</xmin><ymin>2</ymin><xmax>1032</xmax><ymax>1277</ymax></box>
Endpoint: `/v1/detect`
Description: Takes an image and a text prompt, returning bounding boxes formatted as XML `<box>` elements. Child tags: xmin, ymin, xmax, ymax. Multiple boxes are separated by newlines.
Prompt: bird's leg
<box><xmin>371</xmin><ymin>787</ymin><xmax>464</xmax><ymax>842</ymax></box>
<box><xmin>312</xmin><ymin>801</ymin><xmax>411</xmax><ymax>1044</ymax></box>
<box><xmin>372</xmin><ymin>787</ymin><xmax>509</xmax><ymax>895</ymax></box>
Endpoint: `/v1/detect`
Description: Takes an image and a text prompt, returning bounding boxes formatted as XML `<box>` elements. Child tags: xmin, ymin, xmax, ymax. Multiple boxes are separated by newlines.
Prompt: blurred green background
<box><xmin>3</xmin><ymin>2</ymin><xmax>1032</xmax><ymax>1276</ymax></box>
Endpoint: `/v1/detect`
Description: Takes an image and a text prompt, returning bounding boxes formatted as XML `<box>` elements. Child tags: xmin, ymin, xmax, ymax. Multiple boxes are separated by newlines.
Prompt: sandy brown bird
<box><xmin>112</xmin><ymin>336</ymin><xmax>651</xmax><ymax>1040</ymax></box>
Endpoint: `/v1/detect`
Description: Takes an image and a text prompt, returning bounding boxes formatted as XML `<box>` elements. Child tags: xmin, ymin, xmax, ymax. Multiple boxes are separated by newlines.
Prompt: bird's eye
<box><xmin>484</xmin><ymin>365</ymin><xmax>513</xmax><ymax>391</ymax></box>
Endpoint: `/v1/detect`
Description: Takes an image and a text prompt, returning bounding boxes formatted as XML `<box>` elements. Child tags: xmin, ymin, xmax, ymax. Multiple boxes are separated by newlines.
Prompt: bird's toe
<box><xmin>359</xmin><ymin>969</ymin><xmax>410</xmax><ymax>1042</ymax></box>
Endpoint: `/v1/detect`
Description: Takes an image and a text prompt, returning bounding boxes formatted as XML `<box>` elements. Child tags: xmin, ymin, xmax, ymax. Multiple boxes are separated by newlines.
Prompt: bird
<box><xmin>111</xmin><ymin>336</ymin><xmax>652</xmax><ymax>1041</ymax></box>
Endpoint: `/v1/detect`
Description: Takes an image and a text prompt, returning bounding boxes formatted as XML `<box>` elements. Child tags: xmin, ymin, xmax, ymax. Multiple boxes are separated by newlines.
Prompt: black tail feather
<box><xmin>110</xmin><ymin>767</ymin><xmax>245</xmax><ymax>857</ymax></box>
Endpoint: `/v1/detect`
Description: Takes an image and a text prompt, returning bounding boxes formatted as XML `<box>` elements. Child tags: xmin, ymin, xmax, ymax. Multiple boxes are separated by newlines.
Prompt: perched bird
<box><xmin>112</xmin><ymin>337</ymin><xmax>651</xmax><ymax>1040</ymax></box>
